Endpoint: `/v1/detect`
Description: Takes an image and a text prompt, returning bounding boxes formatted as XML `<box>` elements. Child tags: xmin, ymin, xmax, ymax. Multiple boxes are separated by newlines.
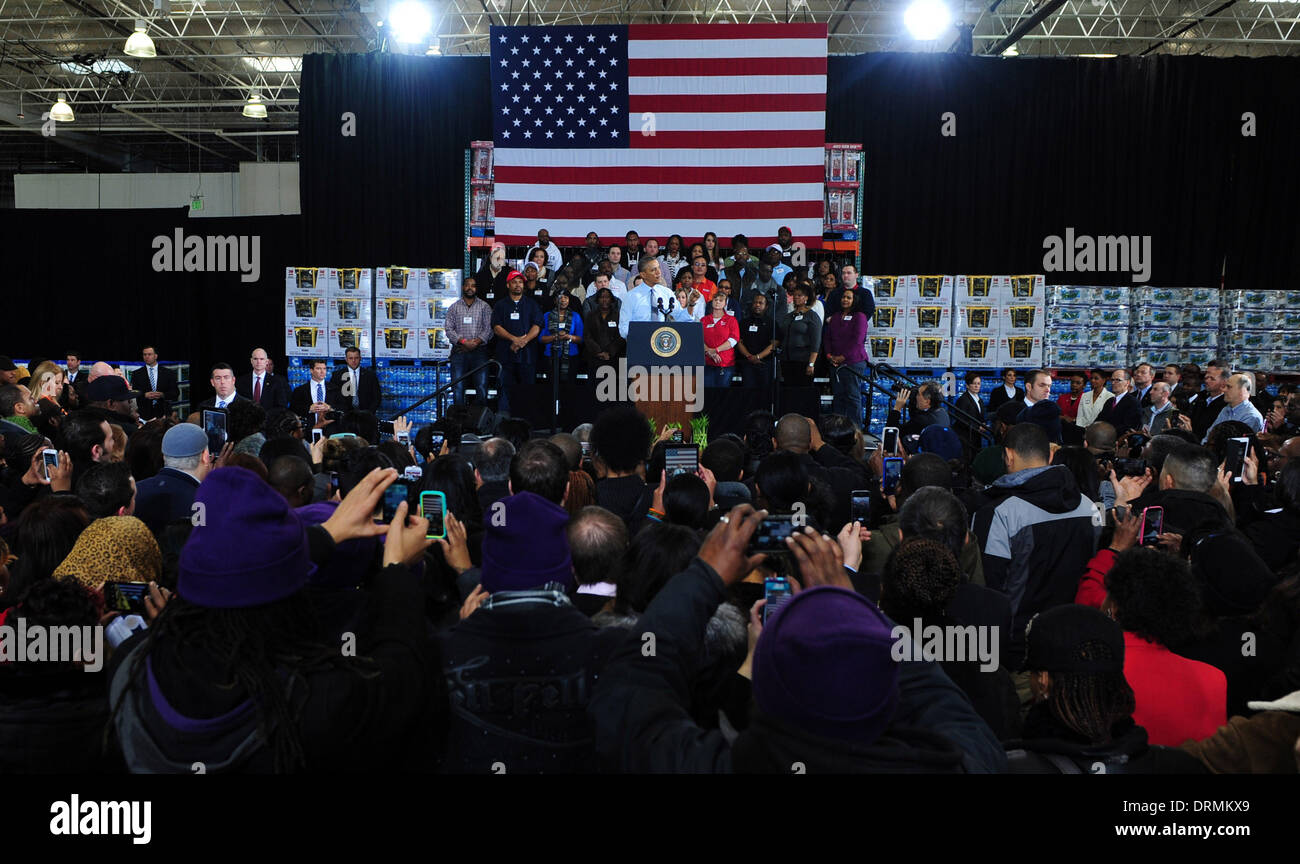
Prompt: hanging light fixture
<box><xmin>124</xmin><ymin>20</ymin><xmax>156</xmax><ymax>58</ymax></box>
<box><xmin>242</xmin><ymin>91</ymin><xmax>268</xmax><ymax>119</ymax></box>
<box><xmin>49</xmin><ymin>93</ymin><xmax>75</xmax><ymax>122</ymax></box>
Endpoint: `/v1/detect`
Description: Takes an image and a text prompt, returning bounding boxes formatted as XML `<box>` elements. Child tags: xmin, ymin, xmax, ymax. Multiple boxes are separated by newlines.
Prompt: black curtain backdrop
<box><xmin>298</xmin><ymin>53</ymin><xmax>492</xmax><ymax>267</ymax></box>
<box><xmin>825</xmin><ymin>53</ymin><xmax>1300</xmax><ymax>288</ymax></box>
<box><xmin>299</xmin><ymin>50</ymin><xmax>1299</xmax><ymax>290</ymax></box>
<box><xmin>3</xmin><ymin>208</ymin><xmax>301</xmax><ymax>380</ymax></box>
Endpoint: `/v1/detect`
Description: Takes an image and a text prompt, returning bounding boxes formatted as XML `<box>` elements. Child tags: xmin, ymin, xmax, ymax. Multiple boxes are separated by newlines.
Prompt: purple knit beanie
<box><xmin>752</xmin><ymin>586</ymin><xmax>900</xmax><ymax>744</ymax></box>
<box><xmin>179</xmin><ymin>467</ymin><xmax>312</xmax><ymax>608</ymax></box>
<box><xmin>480</xmin><ymin>491</ymin><xmax>573</xmax><ymax>593</ymax></box>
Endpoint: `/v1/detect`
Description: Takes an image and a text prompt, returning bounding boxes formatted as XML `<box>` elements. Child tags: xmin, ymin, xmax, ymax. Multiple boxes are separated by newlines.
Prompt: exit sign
<box><xmin>190</xmin><ymin>197</ymin><xmax>203</xmax><ymax>211</ymax></box>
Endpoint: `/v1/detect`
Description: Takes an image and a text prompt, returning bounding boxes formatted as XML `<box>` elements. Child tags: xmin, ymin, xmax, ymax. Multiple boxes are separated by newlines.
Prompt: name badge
<box><xmin>844</xmin><ymin>315</ymin><xmax>852</xmax><ymax>321</ymax></box>
<box><xmin>558</xmin><ymin>323</ymin><xmax>567</xmax><ymax>329</ymax></box>
<box><xmin>795</xmin><ymin>314</ymin><xmax>803</xmax><ymax>321</ymax></box>
<box><xmin>607</xmin><ymin>321</ymin><xmax>617</xmax><ymax>328</ymax></box>
<box><xmin>534</xmin><ymin>290</ymin><xmax>543</xmax><ymax>295</ymax></box>
<box><xmin>748</xmin><ymin>325</ymin><xmax>759</xmax><ymax>332</ymax></box>
<box><xmin>510</xmin><ymin>312</ymin><xmax>520</xmax><ymax>320</ymax></box>
<box><xmin>462</xmin><ymin>316</ymin><xmax>473</xmax><ymax>324</ymax></box>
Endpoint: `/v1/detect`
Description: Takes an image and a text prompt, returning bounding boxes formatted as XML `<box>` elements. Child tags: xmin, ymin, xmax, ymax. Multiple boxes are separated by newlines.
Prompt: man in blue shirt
<box><xmin>490</xmin><ymin>270</ymin><xmax>543</xmax><ymax>418</ymax></box>
<box><xmin>1204</xmin><ymin>372</ymin><xmax>1265</xmax><ymax>442</ymax></box>
<box><xmin>619</xmin><ymin>257</ymin><xmax>695</xmax><ymax>339</ymax></box>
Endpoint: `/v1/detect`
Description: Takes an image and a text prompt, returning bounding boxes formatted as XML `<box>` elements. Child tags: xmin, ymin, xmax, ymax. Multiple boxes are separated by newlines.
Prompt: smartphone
<box><xmin>747</xmin><ymin>514</ymin><xmax>797</xmax><ymax>553</ymax></box>
<box><xmin>420</xmin><ymin>491</ymin><xmax>447</xmax><ymax>540</ymax></box>
<box><xmin>378</xmin><ymin>420</ymin><xmax>396</xmax><ymax>437</ymax></box>
<box><xmin>380</xmin><ymin>481</ymin><xmax>409</xmax><ymax>523</ymax></box>
<box><xmin>1138</xmin><ymin>505</ymin><xmax>1164</xmax><ymax>546</ymax></box>
<box><xmin>1224</xmin><ymin>436</ymin><xmax>1250</xmax><ymax>482</ymax></box>
<box><xmin>329</xmin><ymin>471</ymin><xmax>340</xmax><ymax>496</ymax></box>
<box><xmin>311</xmin><ymin>428</ymin><xmax>323</xmax><ymax>444</ymax></box>
<box><xmin>664</xmin><ymin>445</ymin><xmax>699</xmax><ymax>479</ymax></box>
<box><xmin>580</xmin><ymin>440</ymin><xmax>591</xmax><ymax>460</ymax></box>
<box><xmin>103</xmin><ymin>580</ymin><xmax>149</xmax><ymax>616</ymax></box>
<box><xmin>882</xmin><ymin>426</ymin><xmax>900</xmax><ymax>455</ymax></box>
<box><xmin>670</xmin><ymin>426</ymin><xmax>683</xmax><ymax>444</ymax></box>
<box><xmin>850</xmin><ymin>489</ymin><xmax>871</xmax><ymax>525</ymax></box>
<box><xmin>396</xmin><ymin>427</ymin><xmax>410</xmax><ymax>445</ymax></box>
<box><xmin>763</xmin><ymin>575</ymin><xmax>793</xmax><ymax>625</ymax></box>
<box><xmin>202</xmin><ymin>409</ymin><xmax>227</xmax><ymax>455</ymax></box>
<box><xmin>882</xmin><ymin>456</ymin><xmax>904</xmax><ymax>495</ymax></box>
<box><xmin>403</xmin><ymin>465</ymin><xmax>423</xmax><ymax>482</ymax></box>
<box><xmin>41</xmin><ymin>448</ymin><xmax>59</xmax><ymax>481</ymax></box>
<box><xmin>428</xmin><ymin>433</ymin><xmax>446</xmax><ymax>456</ymax></box>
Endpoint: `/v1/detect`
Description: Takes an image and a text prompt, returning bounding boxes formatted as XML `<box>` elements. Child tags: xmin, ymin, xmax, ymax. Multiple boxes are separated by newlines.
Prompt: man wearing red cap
<box><xmin>490</xmin><ymin>269</ymin><xmax>544</xmax><ymax>418</ymax></box>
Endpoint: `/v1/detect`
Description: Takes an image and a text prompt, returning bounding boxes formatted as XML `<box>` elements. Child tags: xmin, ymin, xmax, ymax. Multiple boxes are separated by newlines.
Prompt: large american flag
<box><xmin>490</xmin><ymin>22</ymin><xmax>827</xmax><ymax>249</ymax></box>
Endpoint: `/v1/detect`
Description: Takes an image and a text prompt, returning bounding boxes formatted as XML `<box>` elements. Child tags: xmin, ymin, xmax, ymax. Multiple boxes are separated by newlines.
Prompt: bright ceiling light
<box><xmin>904</xmin><ymin>0</ymin><xmax>952</xmax><ymax>41</ymax></box>
<box><xmin>426</xmin><ymin>43</ymin><xmax>442</xmax><ymax>55</ymax></box>
<box><xmin>50</xmin><ymin>93</ymin><xmax>75</xmax><ymax>122</ymax></box>
<box><xmin>389</xmin><ymin>2</ymin><xmax>433</xmax><ymax>44</ymax></box>
<box><xmin>243</xmin><ymin>56</ymin><xmax>301</xmax><ymax>73</ymax></box>
<box><xmin>242</xmin><ymin>91</ymin><xmax>268</xmax><ymax>119</ymax></box>
<box><xmin>1078</xmin><ymin>53</ymin><xmax>1118</xmax><ymax>58</ymax></box>
<box><xmin>1002</xmin><ymin>46</ymin><xmax>1019</xmax><ymax>56</ymax></box>
<box><xmin>124</xmin><ymin>19</ymin><xmax>156</xmax><ymax>58</ymax></box>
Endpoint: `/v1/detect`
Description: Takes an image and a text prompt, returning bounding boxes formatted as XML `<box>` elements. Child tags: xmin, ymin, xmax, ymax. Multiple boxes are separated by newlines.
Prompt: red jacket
<box><xmin>1057</xmin><ymin>391</ymin><xmax>1082</xmax><ymax>422</ymax></box>
<box><xmin>702</xmin><ymin>313</ymin><xmax>739</xmax><ymax>367</ymax></box>
<box><xmin>1124</xmin><ymin>631</ymin><xmax>1227</xmax><ymax>747</ymax></box>
<box><xmin>1075</xmin><ymin>547</ymin><xmax>1116</xmax><ymax>609</ymax></box>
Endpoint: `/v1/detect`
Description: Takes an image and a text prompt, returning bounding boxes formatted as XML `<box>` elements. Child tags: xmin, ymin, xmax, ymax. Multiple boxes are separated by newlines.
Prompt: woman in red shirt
<box><xmin>702</xmin><ymin>293</ymin><xmax>740</xmax><ymax>388</ymax></box>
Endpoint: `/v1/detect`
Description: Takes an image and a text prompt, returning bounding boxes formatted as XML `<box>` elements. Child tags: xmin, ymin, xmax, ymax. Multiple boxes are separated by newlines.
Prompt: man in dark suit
<box><xmin>236</xmin><ymin>347</ymin><xmax>291</xmax><ymax>411</ymax></box>
<box><xmin>986</xmin><ymin>368</ymin><xmax>1024</xmax><ymax>413</ymax></box>
<box><xmin>129</xmin><ymin>345</ymin><xmax>180</xmax><ymax>421</ymax></box>
<box><xmin>133</xmin><ymin>423</ymin><xmax>211</xmax><ymax>535</ymax></box>
<box><xmin>290</xmin><ymin>358</ymin><xmax>334</xmax><ymax>418</ymax></box>
<box><xmin>1100</xmin><ymin>368</ymin><xmax>1142</xmax><ymax>435</ymax></box>
<box><xmin>328</xmin><ymin>346</ymin><xmax>381</xmax><ymax>413</ymax></box>
<box><xmin>196</xmin><ymin>362</ymin><xmax>250</xmax><ymax>410</ymax></box>
<box><xmin>65</xmin><ymin>351</ymin><xmax>89</xmax><ymax>404</ymax></box>
<box><xmin>953</xmin><ymin>370</ymin><xmax>987</xmax><ymax>459</ymax></box>
<box><xmin>1190</xmin><ymin>361</ymin><xmax>1229</xmax><ymax>440</ymax></box>
<box><xmin>1132</xmin><ymin>362</ymin><xmax>1155</xmax><ymax>407</ymax></box>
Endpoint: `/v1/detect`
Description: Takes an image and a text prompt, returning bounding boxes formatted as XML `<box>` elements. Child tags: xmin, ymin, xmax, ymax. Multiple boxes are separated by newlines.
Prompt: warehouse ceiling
<box><xmin>2</xmin><ymin>0</ymin><xmax>1299</xmax><ymax>177</ymax></box>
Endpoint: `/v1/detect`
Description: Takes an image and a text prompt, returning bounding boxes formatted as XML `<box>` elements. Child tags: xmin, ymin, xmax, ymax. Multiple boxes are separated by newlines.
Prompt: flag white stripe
<box><xmin>627</xmin><ymin>37</ymin><xmax>826</xmax><ymax>58</ymax></box>
<box><xmin>628</xmin><ymin>75</ymin><xmax>826</xmax><ymax>96</ymax></box>
<box><xmin>494</xmin><ymin>183</ymin><xmax>825</xmax><ymax>202</ymax></box>
<box><xmin>496</xmin><ymin>218</ymin><xmax>824</xmax><ymax>239</ymax></box>
<box><xmin>625</xmin><ymin>111</ymin><xmax>823</xmax><ymax>132</ymax></box>
<box><xmin>493</xmin><ymin>147</ymin><xmax>826</xmax><ymax>168</ymax></box>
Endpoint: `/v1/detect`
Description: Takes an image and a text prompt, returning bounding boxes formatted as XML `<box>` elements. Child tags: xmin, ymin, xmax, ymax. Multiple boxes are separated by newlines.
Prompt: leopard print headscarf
<box><xmin>52</xmin><ymin>516</ymin><xmax>162</xmax><ymax>590</ymax></box>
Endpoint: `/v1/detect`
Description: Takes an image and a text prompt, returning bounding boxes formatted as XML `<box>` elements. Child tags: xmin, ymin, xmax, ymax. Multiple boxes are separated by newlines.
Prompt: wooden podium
<box><xmin>626</xmin><ymin>321</ymin><xmax>704</xmax><ymax>442</ymax></box>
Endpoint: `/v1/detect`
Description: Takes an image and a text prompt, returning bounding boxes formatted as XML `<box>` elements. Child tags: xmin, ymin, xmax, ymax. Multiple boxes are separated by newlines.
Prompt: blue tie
<box><xmin>317</xmin><ymin>383</ymin><xmax>324</xmax><ymax>404</ymax></box>
<box><xmin>217</xmin><ymin>399</ymin><xmax>226</xmax><ymax>409</ymax></box>
<box><xmin>351</xmin><ymin>371</ymin><xmax>359</xmax><ymax>407</ymax></box>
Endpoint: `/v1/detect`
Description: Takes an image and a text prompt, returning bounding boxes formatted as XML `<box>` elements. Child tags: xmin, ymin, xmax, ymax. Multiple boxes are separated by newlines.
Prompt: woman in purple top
<box><xmin>823</xmin><ymin>287</ymin><xmax>870</xmax><ymax>422</ymax></box>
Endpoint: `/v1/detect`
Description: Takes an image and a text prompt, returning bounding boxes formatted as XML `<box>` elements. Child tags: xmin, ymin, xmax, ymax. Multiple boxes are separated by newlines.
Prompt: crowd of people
<box><xmin>466</xmin><ymin>229</ymin><xmax>874</xmax><ymax>416</ymax></box>
<box><xmin>0</xmin><ymin>338</ymin><xmax>1298</xmax><ymax>773</ymax></box>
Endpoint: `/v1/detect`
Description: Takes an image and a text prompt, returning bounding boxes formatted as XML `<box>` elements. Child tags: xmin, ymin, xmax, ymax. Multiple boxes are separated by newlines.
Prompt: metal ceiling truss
<box><xmin>1</xmin><ymin>0</ymin><xmax>1298</xmax><ymax>175</ymax></box>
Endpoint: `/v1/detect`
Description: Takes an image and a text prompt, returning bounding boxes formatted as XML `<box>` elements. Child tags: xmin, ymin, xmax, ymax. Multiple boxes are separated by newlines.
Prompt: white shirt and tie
<box><xmin>618</xmin><ymin>283</ymin><xmax>695</xmax><ymax>339</ymax></box>
<box><xmin>345</xmin><ymin>367</ymin><xmax>361</xmax><ymax>407</ymax></box>
<box><xmin>251</xmin><ymin>372</ymin><xmax>266</xmax><ymax>403</ymax></box>
<box><xmin>313</xmin><ymin>378</ymin><xmax>327</xmax><ymax>406</ymax></box>
<box><xmin>215</xmin><ymin>392</ymin><xmax>235</xmax><ymax>409</ymax></box>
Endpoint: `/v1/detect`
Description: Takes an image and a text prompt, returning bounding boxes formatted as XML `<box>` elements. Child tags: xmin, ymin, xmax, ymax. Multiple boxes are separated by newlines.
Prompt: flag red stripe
<box><xmin>628</xmin><ymin>93</ymin><xmax>826</xmax><ymax>112</ymax></box>
<box><xmin>494</xmin><ymin>164</ymin><xmax>824</xmax><ymax>185</ymax></box>
<box><xmin>627</xmin><ymin>57</ymin><xmax>827</xmax><ymax>77</ymax></box>
<box><xmin>629</xmin><ymin>23</ymin><xmax>828</xmax><ymax>39</ymax></box>
<box><xmin>494</xmin><ymin>200</ymin><xmax>825</xmax><ymax>219</ymax></box>
<box><xmin>629</xmin><ymin>129</ymin><xmax>826</xmax><ymax>148</ymax></box>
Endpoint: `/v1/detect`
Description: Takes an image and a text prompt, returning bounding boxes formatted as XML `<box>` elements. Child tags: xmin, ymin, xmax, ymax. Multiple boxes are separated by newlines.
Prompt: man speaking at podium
<box><xmin>619</xmin><ymin>256</ymin><xmax>697</xmax><ymax>339</ymax></box>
